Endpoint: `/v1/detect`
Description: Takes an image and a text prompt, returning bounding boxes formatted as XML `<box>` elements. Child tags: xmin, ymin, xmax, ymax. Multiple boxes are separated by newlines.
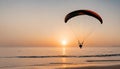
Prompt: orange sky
<box><xmin>0</xmin><ymin>0</ymin><xmax>120</xmax><ymax>47</ymax></box>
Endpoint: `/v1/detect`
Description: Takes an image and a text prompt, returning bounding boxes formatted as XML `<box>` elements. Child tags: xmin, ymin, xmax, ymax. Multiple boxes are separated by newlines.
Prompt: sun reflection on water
<box><xmin>62</xmin><ymin>47</ymin><xmax>67</xmax><ymax>67</ymax></box>
<box><xmin>62</xmin><ymin>57</ymin><xmax>67</xmax><ymax>68</ymax></box>
<box><xmin>62</xmin><ymin>47</ymin><xmax>66</xmax><ymax>55</ymax></box>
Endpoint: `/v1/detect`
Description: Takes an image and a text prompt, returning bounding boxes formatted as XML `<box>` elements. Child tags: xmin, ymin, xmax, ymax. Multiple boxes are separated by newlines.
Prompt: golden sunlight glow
<box><xmin>62</xmin><ymin>47</ymin><xmax>66</xmax><ymax>55</ymax></box>
<box><xmin>61</xmin><ymin>40</ymin><xmax>67</xmax><ymax>46</ymax></box>
<box><xmin>62</xmin><ymin>58</ymin><xmax>67</xmax><ymax>67</ymax></box>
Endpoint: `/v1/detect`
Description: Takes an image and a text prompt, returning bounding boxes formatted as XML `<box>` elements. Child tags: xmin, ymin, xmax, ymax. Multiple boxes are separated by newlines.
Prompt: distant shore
<box><xmin>58</xmin><ymin>65</ymin><xmax>120</xmax><ymax>69</ymax></box>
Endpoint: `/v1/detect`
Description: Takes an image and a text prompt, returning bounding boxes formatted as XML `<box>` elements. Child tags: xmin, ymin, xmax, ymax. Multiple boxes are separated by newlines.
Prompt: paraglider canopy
<box><xmin>65</xmin><ymin>10</ymin><xmax>103</xmax><ymax>24</ymax></box>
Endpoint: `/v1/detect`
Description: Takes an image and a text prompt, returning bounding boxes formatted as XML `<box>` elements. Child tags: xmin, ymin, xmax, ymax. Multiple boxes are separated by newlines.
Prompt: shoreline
<box><xmin>58</xmin><ymin>64</ymin><xmax>120</xmax><ymax>69</ymax></box>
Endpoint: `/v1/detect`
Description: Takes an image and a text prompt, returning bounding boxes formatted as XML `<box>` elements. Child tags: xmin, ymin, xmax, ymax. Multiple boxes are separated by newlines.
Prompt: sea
<box><xmin>0</xmin><ymin>46</ymin><xmax>120</xmax><ymax>69</ymax></box>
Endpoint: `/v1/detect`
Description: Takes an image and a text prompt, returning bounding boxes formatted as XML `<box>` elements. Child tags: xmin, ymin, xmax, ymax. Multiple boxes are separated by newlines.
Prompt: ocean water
<box><xmin>0</xmin><ymin>46</ymin><xmax>120</xmax><ymax>69</ymax></box>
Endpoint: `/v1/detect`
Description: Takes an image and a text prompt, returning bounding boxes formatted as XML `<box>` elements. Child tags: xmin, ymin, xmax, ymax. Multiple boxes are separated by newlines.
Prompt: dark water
<box><xmin>0</xmin><ymin>46</ymin><xmax>120</xmax><ymax>69</ymax></box>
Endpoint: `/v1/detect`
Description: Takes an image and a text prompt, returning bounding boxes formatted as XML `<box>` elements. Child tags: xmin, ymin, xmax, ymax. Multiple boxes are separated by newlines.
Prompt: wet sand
<box><xmin>58</xmin><ymin>65</ymin><xmax>120</xmax><ymax>69</ymax></box>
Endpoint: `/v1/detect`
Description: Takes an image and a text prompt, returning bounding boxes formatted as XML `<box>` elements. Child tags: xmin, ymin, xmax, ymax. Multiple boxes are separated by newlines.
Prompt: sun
<box><xmin>61</xmin><ymin>40</ymin><xmax>67</xmax><ymax>46</ymax></box>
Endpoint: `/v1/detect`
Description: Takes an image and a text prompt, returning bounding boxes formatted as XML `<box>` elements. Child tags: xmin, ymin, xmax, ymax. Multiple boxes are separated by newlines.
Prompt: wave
<box><xmin>0</xmin><ymin>62</ymin><xmax>76</xmax><ymax>68</ymax></box>
<box><xmin>2</xmin><ymin>53</ymin><xmax>120</xmax><ymax>58</ymax></box>
<box><xmin>87</xmin><ymin>60</ymin><xmax>120</xmax><ymax>62</ymax></box>
<box><xmin>1</xmin><ymin>60</ymin><xmax>120</xmax><ymax>69</ymax></box>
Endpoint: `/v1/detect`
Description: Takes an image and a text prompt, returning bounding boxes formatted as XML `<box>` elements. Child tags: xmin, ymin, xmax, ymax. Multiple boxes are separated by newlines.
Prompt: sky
<box><xmin>0</xmin><ymin>0</ymin><xmax>120</xmax><ymax>47</ymax></box>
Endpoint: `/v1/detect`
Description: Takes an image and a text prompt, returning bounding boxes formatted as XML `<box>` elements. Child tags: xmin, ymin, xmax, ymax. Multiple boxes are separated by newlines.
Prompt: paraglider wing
<box><xmin>65</xmin><ymin>10</ymin><xmax>103</xmax><ymax>24</ymax></box>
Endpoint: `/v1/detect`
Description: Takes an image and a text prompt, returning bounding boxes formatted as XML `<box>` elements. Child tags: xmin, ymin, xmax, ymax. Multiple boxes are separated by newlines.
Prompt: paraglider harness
<box><xmin>78</xmin><ymin>40</ymin><xmax>84</xmax><ymax>48</ymax></box>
